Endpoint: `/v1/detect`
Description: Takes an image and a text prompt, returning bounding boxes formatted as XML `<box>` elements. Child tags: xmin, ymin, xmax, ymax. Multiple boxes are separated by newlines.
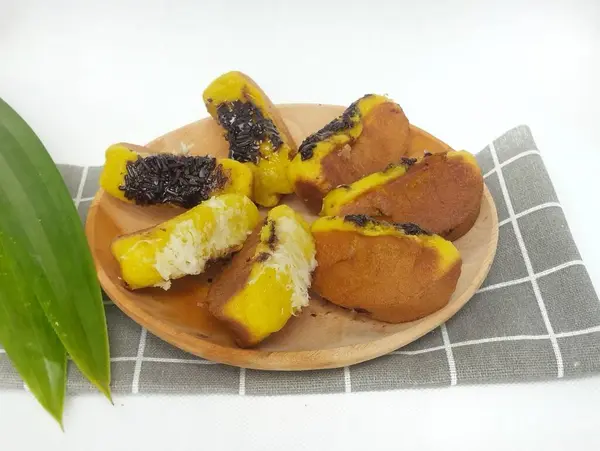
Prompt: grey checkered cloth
<box><xmin>1</xmin><ymin>125</ymin><xmax>599</xmax><ymax>395</ymax></box>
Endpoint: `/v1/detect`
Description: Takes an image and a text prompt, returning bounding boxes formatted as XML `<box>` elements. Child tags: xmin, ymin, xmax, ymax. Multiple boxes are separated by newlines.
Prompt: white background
<box><xmin>1</xmin><ymin>0</ymin><xmax>600</xmax><ymax>449</ymax></box>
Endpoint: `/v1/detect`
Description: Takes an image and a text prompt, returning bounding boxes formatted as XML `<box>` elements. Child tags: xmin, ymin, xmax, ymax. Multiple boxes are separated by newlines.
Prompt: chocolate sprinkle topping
<box><xmin>120</xmin><ymin>154</ymin><xmax>225</xmax><ymax>208</ymax></box>
<box><xmin>393</xmin><ymin>222</ymin><xmax>432</xmax><ymax>236</ymax></box>
<box><xmin>298</xmin><ymin>94</ymin><xmax>374</xmax><ymax>161</ymax></box>
<box><xmin>343</xmin><ymin>214</ymin><xmax>432</xmax><ymax>236</ymax></box>
<box><xmin>343</xmin><ymin>214</ymin><xmax>372</xmax><ymax>228</ymax></box>
<box><xmin>255</xmin><ymin>252</ymin><xmax>271</xmax><ymax>263</ymax></box>
<box><xmin>216</xmin><ymin>100</ymin><xmax>283</xmax><ymax>164</ymax></box>
<box><xmin>400</xmin><ymin>157</ymin><xmax>418</xmax><ymax>167</ymax></box>
<box><xmin>267</xmin><ymin>220</ymin><xmax>278</xmax><ymax>250</ymax></box>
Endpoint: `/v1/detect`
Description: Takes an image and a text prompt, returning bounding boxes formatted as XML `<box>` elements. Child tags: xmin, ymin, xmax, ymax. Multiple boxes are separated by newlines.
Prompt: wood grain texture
<box><xmin>85</xmin><ymin>104</ymin><xmax>498</xmax><ymax>371</ymax></box>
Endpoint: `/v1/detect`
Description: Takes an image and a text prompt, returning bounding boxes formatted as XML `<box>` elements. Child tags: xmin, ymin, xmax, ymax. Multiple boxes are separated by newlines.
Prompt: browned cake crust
<box><xmin>207</xmin><ymin>227</ymin><xmax>261</xmax><ymax>347</ymax></box>
<box><xmin>320</xmin><ymin>102</ymin><xmax>410</xmax><ymax>188</ymax></box>
<box><xmin>312</xmin><ymin>230</ymin><xmax>462</xmax><ymax>323</ymax></box>
<box><xmin>293</xmin><ymin>100</ymin><xmax>410</xmax><ymax>213</ymax></box>
<box><xmin>335</xmin><ymin>152</ymin><xmax>483</xmax><ymax>240</ymax></box>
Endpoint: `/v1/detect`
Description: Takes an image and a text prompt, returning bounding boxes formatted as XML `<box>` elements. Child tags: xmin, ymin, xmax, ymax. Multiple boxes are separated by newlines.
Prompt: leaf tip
<box><xmin>46</xmin><ymin>405</ymin><xmax>64</xmax><ymax>430</ymax></box>
<box><xmin>95</xmin><ymin>380</ymin><xmax>113</xmax><ymax>404</ymax></box>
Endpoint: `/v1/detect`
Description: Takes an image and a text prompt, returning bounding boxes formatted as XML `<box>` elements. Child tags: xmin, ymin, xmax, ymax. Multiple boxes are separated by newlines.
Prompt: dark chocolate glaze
<box><xmin>215</xmin><ymin>100</ymin><xmax>283</xmax><ymax>164</ymax></box>
<box><xmin>298</xmin><ymin>94</ymin><xmax>375</xmax><ymax>161</ymax></box>
<box><xmin>120</xmin><ymin>154</ymin><xmax>225</xmax><ymax>208</ymax></box>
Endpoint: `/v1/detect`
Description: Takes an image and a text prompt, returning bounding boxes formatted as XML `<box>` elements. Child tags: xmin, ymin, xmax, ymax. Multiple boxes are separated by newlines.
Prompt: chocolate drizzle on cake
<box><xmin>216</xmin><ymin>100</ymin><xmax>283</xmax><ymax>164</ymax></box>
<box><xmin>344</xmin><ymin>214</ymin><xmax>431</xmax><ymax>236</ymax></box>
<box><xmin>298</xmin><ymin>94</ymin><xmax>375</xmax><ymax>161</ymax></box>
<box><xmin>120</xmin><ymin>154</ymin><xmax>225</xmax><ymax>208</ymax></box>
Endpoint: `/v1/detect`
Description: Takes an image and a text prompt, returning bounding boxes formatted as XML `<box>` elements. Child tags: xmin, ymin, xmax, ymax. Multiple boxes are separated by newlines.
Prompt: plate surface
<box><xmin>86</xmin><ymin>104</ymin><xmax>498</xmax><ymax>370</ymax></box>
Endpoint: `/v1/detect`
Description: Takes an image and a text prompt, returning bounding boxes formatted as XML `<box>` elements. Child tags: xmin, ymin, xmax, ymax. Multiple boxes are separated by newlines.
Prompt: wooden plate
<box><xmin>86</xmin><ymin>104</ymin><xmax>498</xmax><ymax>370</ymax></box>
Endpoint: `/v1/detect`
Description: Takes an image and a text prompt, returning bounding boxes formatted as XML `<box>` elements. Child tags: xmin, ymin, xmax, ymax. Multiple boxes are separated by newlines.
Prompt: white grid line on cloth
<box><xmin>80</xmin><ymin>196</ymin><xmax>95</xmax><ymax>203</ymax></box>
<box><xmin>391</xmin><ymin>335</ymin><xmax>550</xmax><ymax>357</ymax></box>
<box><xmin>239</xmin><ymin>368</ymin><xmax>246</xmax><ymax>395</ymax></box>
<box><xmin>557</xmin><ymin>325</ymin><xmax>600</xmax><ymax>339</ymax></box>
<box><xmin>476</xmin><ymin>259</ymin><xmax>585</xmax><ymax>294</ymax></box>
<box><xmin>0</xmin><ymin>349</ymin><xmax>5</xmax><ymax>354</ymax></box>
<box><xmin>74</xmin><ymin>166</ymin><xmax>89</xmax><ymax>208</ymax></box>
<box><xmin>498</xmin><ymin>202</ymin><xmax>563</xmax><ymax>227</ymax></box>
<box><xmin>489</xmin><ymin>142</ymin><xmax>564</xmax><ymax>378</ymax></box>
<box><xmin>392</xmin><ymin>334</ymin><xmax>549</xmax><ymax>357</ymax></box>
<box><xmin>344</xmin><ymin>366</ymin><xmax>352</xmax><ymax>393</ymax></box>
<box><xmin>441</xmin><ymin>324</ymin><xmax>457</xmax><ymax>385</ymax></box>
<box><xmin>482</xmin><ymin>149</ymin><xmax>541</xmax><ymax>178</ymax></box>
<box><xmin>391</xmin><ymin>345</ymin><xmax>447</xmax><ymax>356</ymax></box>
<box><xmin>392</xmin><ymin>325</ymin><xmax>600</xmax><ymax>357</ymax></box>
<box><xmin>131</xmin><ymin>328</ymin><xmax>148</xmax><ymax>394</ymax></box>
<box><xmin>112</xmin><ymin>356</ymin><xmax>219</xmax><ymax>364</ymax></box>
<box><xmin>103</xmin><ymin>300</ymin><xmax>114</xmax><ymax>305</ymax></box>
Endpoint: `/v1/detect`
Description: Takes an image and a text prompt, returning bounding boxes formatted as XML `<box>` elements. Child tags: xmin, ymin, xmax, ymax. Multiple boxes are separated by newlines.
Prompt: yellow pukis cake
<box><xmin>207</xmin><ymin>205</ymin><xmax>317</xmax><ymax>347</ymax></box>
<box><xmin>288</xmin><ymin>94</ymin><xmax>411</xmax><ymax>212</ymax></box>
<box><xmin>311</xmin><ymin>215</ymin><xmax>461</xmax><ymax>323</ymax></box>
<box><xmin>203</xmin><ymin>71</ymin><xmax>298</xmax><ymax>207</ymax></box>
<box><xmin>100</xmin><ymin>143</ymin><xmax>253</xmax><ymax>208</ymax></box>
<box><xmin>111</xmin><ymin>193</ymin><xmax>260</xmax><ymax>290</ymax></box>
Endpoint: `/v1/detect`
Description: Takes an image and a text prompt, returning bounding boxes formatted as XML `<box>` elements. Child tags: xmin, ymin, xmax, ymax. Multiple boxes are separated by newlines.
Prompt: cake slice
<box><xmin>100</xmin><ymin>143</ymin><xmax>253</xmax><ymax>208</ymax></box>
<box><xmin>311</xmin><ymin>215</ymin><xmax>461</xmax><ymax>323</ymax></box>
<box><xmin>321</xmin><ymin>151</ymin><xmax>483</xmax><ymax>240</ymax></box>
<box><xmin>208</xmin><ymin>205</ymin><xmax>317</xmax><ymax>347</ymax></box>
<box><xmin>288</xmin><ymin>94</ymin><xmax>411</xmax><ymax>212</ymax></box>
<box><xmin>203</xmin><ymin>71</ymin><xmax>297</xmax><ymax>207</ymax></box>
<box><xmin>111</xmin><ymin>193</ymin><xmax>259</xmax><ymax>290</ymax></box>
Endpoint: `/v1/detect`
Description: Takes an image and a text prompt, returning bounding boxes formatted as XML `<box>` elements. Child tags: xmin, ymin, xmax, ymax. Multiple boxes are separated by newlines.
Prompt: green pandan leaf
<box><xmin>0</xmin><ymin>238</ymin><xmax>66</xmax><ymax>426</ymax></box>
<box><xmin>0</xmin><ymin>98</ymin><xmax>111</xmax><ymax>403</ymax></box>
